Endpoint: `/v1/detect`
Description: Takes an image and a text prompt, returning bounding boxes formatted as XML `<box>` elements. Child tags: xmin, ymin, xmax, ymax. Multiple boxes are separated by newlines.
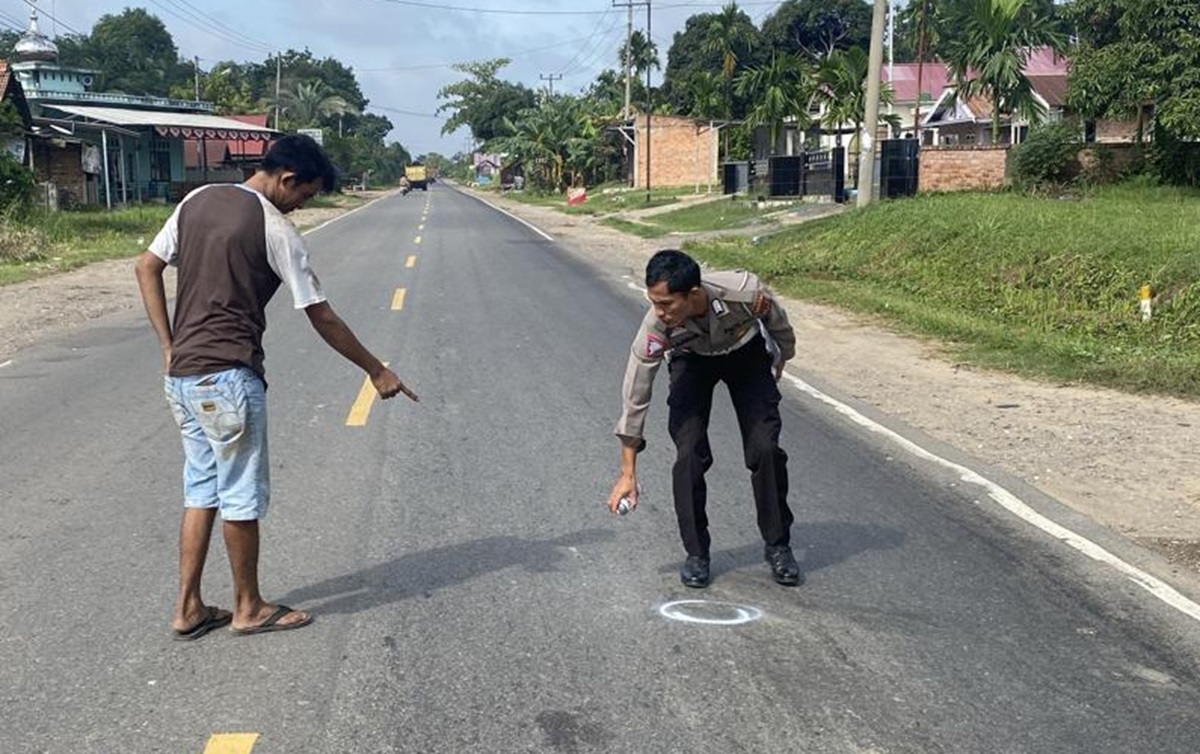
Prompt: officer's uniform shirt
<box><xmin>615</xmin><ymin>270</ymin><xmax>796</xmax><ymax>449</ymax></box>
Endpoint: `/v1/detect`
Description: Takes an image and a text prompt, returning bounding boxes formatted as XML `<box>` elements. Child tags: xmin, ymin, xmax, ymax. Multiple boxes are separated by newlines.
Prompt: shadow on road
<box><xmin>656</xmin><ymin>520</ymin><xmax>906</xmax><ymax>576</ymax></box>
<box><xmin>277</xmin><ymin>528</ymin><xmax>615</xmax><ymax>616</ymax></box>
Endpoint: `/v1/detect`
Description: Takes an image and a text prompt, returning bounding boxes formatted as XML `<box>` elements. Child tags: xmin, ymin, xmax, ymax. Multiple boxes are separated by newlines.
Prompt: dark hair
<box><xmin>646</xmin><ymin>249</ymin><xmax>700</xmax><ymax>293</ymax></box>
<box><xmin>262</xmin><ymin>135</ymin><xmax>338</xmax><ymax>192</ymax></box>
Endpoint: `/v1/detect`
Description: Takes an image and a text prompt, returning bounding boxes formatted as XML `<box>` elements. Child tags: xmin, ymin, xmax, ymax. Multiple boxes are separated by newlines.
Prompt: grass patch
<box><xmin>638</xmin><ymin>197</ymin><xmax>788</xmax><ymax>235</ymax></box>
<box><xmin>0</xmin><ymin>204</ymin><xmax>175</xmax><ymax>286</ymax></box>
<box><xmin>684</xmin><ymin>184</ymin><xmax>1200</xmax><ymax>398</ymax></box>
<box><xmin>496</xmin><ymin>185</ymin><xmax>682</xmax><ymax>216</ymax></box>
<box><xmin>600</xmin><ymin>217</ymin><xmax>669</xmax><ymax>238</ymax></box>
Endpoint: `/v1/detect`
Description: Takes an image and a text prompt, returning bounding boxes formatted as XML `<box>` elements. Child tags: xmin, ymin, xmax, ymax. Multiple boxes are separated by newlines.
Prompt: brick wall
<box><xmin>32</xmin><ymin>141</ymin><xmax>90</xmax><ymax>206</ymax></box>
<box><xmin>1096</xmin><ymin>118</ymin><xmax>1140</xmax><ymax>143</ymax></box>
<box><xmin>919</xmin><ymin>145</ymin><xmax>1009</xmax><ymax>192</ymax></box>
<box><xmin>633</xmin><ymin>115</ymin><xmax>718</xmax><ymax>188</ymax></box>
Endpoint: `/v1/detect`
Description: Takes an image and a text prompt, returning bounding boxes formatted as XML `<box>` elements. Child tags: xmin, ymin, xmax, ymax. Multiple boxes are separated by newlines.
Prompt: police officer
<box><xmin>608</xmin><ymin>249</ymin><xmax>801</xmax><ymax>588</ymax></box>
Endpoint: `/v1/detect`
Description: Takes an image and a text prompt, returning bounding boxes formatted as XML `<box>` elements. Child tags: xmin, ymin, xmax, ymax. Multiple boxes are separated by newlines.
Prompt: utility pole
<box><xmin>857</xmin><ymin>0</ymin><xmax>887</xmax><ymax>208</ymax></box>
<box><xmin>274</xmin><ymin>53</ymin><xmax>282</xmax><ymax>131</ymax></box>
<box><xmin>539</xmin><ymin>73</ymin><xmax>562</xmax><ymax>96</ymax></box>
<box><xmin>193</xmin><ymin>56</ymin><xmax>201</xmax><ymax>101</ymax></box>
<box><xmin>621</xmin><ymin>3</ymin><xmax>633</xmax><ymax>119</ymax></box>
<box><xmin>614</xmin><ymin>0</ymin><xmax>651</xmax><ymax>199</ymax></box>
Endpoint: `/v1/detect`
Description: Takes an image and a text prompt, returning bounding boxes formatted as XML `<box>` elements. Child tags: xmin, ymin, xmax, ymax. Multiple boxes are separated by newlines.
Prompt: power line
<box><xmin>557</xmin><ymin>8</ymin><xmax>622</xmax><ymax>78</ymax></box>
<box><xmin>146</xmin><ymin>0</ymin><xmax>272</xmax><ymax>53</ymax></box>
<box><xmin>18</xmin><ymin>0</ymin><xmax>81</xmax><ymax>36</ymax></box>
<box><xmin>365</xmin><ymin>0</ymin><xmax>780</xmax><ymax>15</ymax></box>
<box><xmin>355</xmin><ymin>32</ymin><xmax>615</xmax><ymax>72</ymax></box>
<box><xmin>161</xmin><ymin>0</ymin><xmax>274</xmax><ymax>52</ymax></box>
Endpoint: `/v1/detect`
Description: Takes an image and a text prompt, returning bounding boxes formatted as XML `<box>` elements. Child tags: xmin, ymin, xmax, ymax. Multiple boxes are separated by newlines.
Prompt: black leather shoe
<box><xmin>764</xmin><ymin>545</ymin><xmax>802</xmax><ymax>586</ymax></box>
<box><xmin>680</xmin><ymin>555</ymin><xmax>711</xmax><ymax>588</ymax></box>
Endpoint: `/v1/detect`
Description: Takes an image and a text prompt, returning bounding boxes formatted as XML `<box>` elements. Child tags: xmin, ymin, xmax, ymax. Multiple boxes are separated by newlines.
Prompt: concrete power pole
<box><xmin>856</xmin><ymin>0</ymin><xmax>888</xmax><ymax>208</ymax></box>
<box><xmin>540</xmin><ymin>73</ymin><xmax>563</xmax><ymax>96</ymax></box>
<box><xmin>274</xmin><ymin>53</ymin><xmax>282</xmax><ymax>131</ymax></box>
<box><xmin>623</xmin><ymin>4</ymin><xmax>633</xmax><ymax>119</ymax></box>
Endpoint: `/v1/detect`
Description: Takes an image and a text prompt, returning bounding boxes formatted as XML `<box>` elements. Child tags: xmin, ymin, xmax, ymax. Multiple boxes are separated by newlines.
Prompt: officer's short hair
<box><xmin>262</xmin><ymin>135</ymin><xmax>338</xmax><ymax>192</ymax></box>
<box><xmin>646</xmin><ymin>249</ymin><xmax>700</xmax><ymax>293</ymax></box>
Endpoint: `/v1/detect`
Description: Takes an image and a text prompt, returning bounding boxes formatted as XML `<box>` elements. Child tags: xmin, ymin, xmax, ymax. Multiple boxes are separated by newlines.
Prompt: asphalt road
<box><xmin>2</xmin><ymin>184</ymin><xmax>1199</xmax><ymax>753</ymax></box>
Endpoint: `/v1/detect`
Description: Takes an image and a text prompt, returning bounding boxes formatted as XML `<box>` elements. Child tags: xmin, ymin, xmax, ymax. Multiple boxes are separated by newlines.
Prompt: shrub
<box><xmin>1009</xmin><ymin>122</ymin><xmax>1081</xmax><ymax>187</ymax></box>
<box><xmin>0</xmin><ymin>152</ymin><xmax>34</xmax><ymax>212</ymax></box>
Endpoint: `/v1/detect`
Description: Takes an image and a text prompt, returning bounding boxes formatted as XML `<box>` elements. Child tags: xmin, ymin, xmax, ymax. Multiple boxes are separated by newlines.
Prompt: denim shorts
<box><xmin>164</xmin><ymin>366</ymin><xmax>269</xmax><ymax>521</ymax></box>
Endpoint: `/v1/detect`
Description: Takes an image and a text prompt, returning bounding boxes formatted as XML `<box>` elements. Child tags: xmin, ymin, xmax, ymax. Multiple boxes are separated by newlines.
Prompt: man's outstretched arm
<box><xmin>304</xmin><ymin>301</ymin><xmax>418</xmax><ymax>402</ymax></box>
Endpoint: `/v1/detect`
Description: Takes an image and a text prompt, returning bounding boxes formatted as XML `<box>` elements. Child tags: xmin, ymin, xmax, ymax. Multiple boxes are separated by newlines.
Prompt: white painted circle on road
<box><xmin>659</xmin><ymin>600</ymin><xmax>763</xmax><ymax>626</ymax></box>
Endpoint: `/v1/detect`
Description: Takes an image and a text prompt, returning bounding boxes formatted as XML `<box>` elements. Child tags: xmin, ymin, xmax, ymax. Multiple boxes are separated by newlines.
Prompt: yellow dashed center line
<box><xmin>203</xmin><ymin>734</ymin><xmax>259</xmax><ymax>753</ymax></box>
<box><xmin>390</xmin><ymin>288</ymin><xmax>407</xmax><ymax>310</ymax></box>
<box><xmin>414</xmin><ymin>236</ymin><xmax>422</xmax><ymax>245</ymax></box>
<box><xmin>405</xmin><ymin>255</ymin><xmax>417</xmax><ymax>268</ymax></box>
<box><xmin>418</xmin><ymin>223</ymin><xmax>425</xmax><ymax>231</ymax></box>
<box><xmin>346</xmin><ymin>361</ymin><xmax>390</xmax><ymax>427</ymax></box>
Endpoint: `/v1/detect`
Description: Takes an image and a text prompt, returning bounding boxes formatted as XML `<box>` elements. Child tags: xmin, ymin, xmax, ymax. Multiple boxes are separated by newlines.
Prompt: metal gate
<box><xmin>880</xmin><ymin>139</ymin><xmax>919</xmax><ymax>199</ymax></box>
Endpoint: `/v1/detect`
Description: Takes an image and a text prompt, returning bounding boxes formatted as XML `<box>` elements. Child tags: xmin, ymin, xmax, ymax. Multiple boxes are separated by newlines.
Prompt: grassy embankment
<box><xmin>0</xmin><ymin>192</ymin><xmax>367</xmax><ymax>286</ymax></box>
<box><xmin>494</xmin><ymin>182</ymin><xmax>683</xmax><ymax>216</ymax></box>
<box><xmin>684</xmin><ymin>180</ymin><xmax>1200</xmax><ymax>398</ymax></box>
<box><xmin>494</xmin><ymin>181</ymin><xmax>799</xmax><ymax>237</ymax></box>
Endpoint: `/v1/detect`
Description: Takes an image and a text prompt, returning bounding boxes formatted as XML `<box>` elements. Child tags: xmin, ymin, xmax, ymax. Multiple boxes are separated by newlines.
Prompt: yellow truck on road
<box><xmin>404</xmin><ymin>164</ymin><xmax>429</xmax><ymax>191</ymax></box>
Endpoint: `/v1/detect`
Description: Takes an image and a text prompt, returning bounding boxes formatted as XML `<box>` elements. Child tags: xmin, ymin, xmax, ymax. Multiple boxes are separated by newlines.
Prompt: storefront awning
<box><xmin>43</xmin><ymin>104</ymin><xmax>278</xmax><ymax>141</ymax></box>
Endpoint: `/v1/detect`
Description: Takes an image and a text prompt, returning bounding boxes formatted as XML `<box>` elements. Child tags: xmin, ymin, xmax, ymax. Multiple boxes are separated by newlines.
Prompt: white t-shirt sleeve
<box><xmin>263</xmin><ymin>208</ymin><xmax>327</xmax><ymax>309</ymax></box>
<box><xmin>147</xmin><ymin>203</ymin><xmax>182</xmax><ymax>265</ymax></box>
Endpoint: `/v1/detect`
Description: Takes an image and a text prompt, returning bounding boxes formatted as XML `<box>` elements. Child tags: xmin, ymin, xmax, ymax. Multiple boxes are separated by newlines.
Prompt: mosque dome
<box><xmin>14</xmin><ymin>7</ymin><xmax>58</xmax><ymax>63</ymax></box>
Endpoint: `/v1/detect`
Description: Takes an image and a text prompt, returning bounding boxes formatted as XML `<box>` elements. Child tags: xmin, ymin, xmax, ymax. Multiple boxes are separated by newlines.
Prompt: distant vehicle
<box><xmin>405</xmin><ymin>164</ymin><xmax>429</xmax><ymax>191</ymax></box>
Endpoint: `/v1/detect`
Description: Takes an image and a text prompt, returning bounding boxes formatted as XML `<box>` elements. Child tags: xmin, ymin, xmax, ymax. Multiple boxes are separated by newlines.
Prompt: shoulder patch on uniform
<box><xmin>646</xmin><ymin>333</ymin><xmax>667</xmax><ymax>358</ymax></box>
<box><xmin>750</xmin><ymin>292</ymin><xmax>772</xmax><ymax>317</ymax></box>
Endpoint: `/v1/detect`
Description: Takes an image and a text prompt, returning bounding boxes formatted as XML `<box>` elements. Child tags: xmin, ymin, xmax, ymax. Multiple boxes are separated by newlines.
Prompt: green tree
<box><xmin>940</xmin><ymin>0</ymin><xmax>1067</xmax><ymax>145</ymax></box>
<box><xmin>620</xmin><ymin>30</ymin><xmax>660</xmax><ymax>76</ymax></box>
<box><xmin>817</xmin><ymin>46</ymin><xmax>899</xmax><ymax>178</ymax></box>
<box><xmin>82</xmin><ymin>8</ymin><xmax>191</xmax><ymax>96</ymax></box>
<box><xmin>659</xmin><ymin>8</ymin><xmax>764</xmax><ymax>116</ymax></box>
<box><xmin>735</xmin><ymin>51</ymin><xmax>812</xmax><ymax>155</ymax></box>
<box><xmin>1066</xmin><ymin>0</ymin><xmax>1200</xmax><ymax>144</ymax></box>
<box><xmin>761</xmin><ymin>0</ymin><xmax>873</xmax><ymax>59</ymax></box>
<box><xmin>437</xmin><ymin>59</ymin><xmax>537</xmax><ymax>142</ymax></box>
<box><xmin>278</xmin><ymin>80</ymin><xmax>359</xmax><ymax>130</ymax></box>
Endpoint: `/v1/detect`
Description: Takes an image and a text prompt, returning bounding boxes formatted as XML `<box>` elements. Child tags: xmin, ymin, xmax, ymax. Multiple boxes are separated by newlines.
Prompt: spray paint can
<box><xmin>617</xmin><ymin>484</ymin><xmax>642</xmax><ymax>515</ymax></box>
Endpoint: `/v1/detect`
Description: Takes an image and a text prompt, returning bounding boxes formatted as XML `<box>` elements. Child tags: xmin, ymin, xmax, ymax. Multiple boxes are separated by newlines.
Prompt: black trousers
<box><xmin>667</xmin><ymin>336</ymin><xmax>793</xmax><ymax>557</ymax></box>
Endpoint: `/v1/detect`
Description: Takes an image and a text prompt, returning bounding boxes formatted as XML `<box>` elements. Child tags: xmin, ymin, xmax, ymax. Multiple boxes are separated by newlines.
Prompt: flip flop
<box><xmin>172</xmin><ymin>606</ymin><xmax>232</xmax><ymax>641</ymax></box>
<box><xmin>230</xmin><ymin>605</ymin><xmax>313</xmax><ymax>636</ymax></box>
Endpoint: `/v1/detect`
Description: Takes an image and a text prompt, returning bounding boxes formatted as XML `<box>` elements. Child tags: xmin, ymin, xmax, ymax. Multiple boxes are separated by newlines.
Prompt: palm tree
<box><xmin>620</xmin><ymin>30</ymin><xmax>660</xmax><ymax>77</ymax></box>
<box><xmin>939</xmin><ymin>0</ymin><xmax>1067</xmax><ymax>145</ymax></box>
<box><xmin>278</xmin><ymin>80</ymin><xmax>360</xmax><ymax>130</ymax></box>
<box><xmin>686</xmin><ymin>71</ymin><xmax>727</xmax><ymax>121</ymax></box>
<box><xmin>735</xmin><ymin>51</ymin><xmax>810</xmax><ymax>156</ymax></box>
<box><xmin>816</xmin><ymin>47</ymin><xmax>899</xmax><ymax>178</ymax></box>
<box><xmin>703</xmin><ymin>2</ymin><xmax>752</xmax><ymax>82</ymax></box>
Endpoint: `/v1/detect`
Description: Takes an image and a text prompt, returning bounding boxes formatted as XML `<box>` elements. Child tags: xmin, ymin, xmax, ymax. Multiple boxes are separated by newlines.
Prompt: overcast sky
<box><xmin>1</xmin><ymin>0</ymin><xmax>785</xmax><ymax>156</ymax></box>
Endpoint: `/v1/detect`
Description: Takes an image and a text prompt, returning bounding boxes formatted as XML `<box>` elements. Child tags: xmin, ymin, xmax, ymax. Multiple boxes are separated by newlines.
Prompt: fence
<box><xmin>722</xmin><ymin>147</ymin><xmax>847</xmax><ymax>201</ymax></box>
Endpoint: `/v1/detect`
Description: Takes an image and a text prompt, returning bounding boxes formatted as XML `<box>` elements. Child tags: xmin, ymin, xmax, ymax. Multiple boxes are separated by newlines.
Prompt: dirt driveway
<box><xmin>2</xmin><ymin>186</ymin><xmax>1198</xmax><ymax>579</ymax></box>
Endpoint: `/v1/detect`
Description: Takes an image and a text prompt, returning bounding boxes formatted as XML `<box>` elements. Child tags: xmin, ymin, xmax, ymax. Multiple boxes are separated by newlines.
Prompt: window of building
<box><xmin>1084</xmin><ymin>121</ymin><xmax>1097</xmax><ymax>143</ymax></box>
<box><xmin>150</xmin><ymin>138</ymin><xmax>172</xmax><ymax>182</ymax></box>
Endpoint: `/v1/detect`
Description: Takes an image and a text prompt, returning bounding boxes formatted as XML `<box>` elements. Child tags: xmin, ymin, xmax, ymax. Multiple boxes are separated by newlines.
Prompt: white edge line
<box><xmin>302</xmin><ymin>192</ymin><xmax>393</xmax><ymax>236</ymax></box>
<box><xmin>452</xmin><ymin>187</ymin><xmax>555</xmax><ymax>242</ymax></box>
<box><xmin>782</xmin><ymin>371</ymin><xmax>1200</xmax><ymax>624</ymax></box>
<box><xmin>627</xmin><ymin>278</ymin><xmax>1200</xmax><ymax>624</ymax></box>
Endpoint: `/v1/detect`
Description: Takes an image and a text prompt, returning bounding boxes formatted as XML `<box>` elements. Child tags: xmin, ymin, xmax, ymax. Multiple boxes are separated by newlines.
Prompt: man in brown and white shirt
<box><xmin>135</xmin><ymin>135</ymin><xmax>417</xmax><ymax>639</ymax></box>
<box><xmin>608</xmin><ymin>249</ymin><xmax>799</xmax><ymax>589</ymax></box>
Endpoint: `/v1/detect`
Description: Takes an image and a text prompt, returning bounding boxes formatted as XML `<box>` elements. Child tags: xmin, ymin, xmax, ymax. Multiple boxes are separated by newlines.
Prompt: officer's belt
<box><xmin>677</xmin><ymin>325</ymin><xmax>759</xmax><ymax>357</ymax></box>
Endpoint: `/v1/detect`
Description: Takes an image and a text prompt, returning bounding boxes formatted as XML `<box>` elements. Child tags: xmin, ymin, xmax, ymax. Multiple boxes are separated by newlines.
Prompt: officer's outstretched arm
<box><xmin>606</xmin><ymin>445</ymin><xmax>639</xmax><ymax>514</ymax></box>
